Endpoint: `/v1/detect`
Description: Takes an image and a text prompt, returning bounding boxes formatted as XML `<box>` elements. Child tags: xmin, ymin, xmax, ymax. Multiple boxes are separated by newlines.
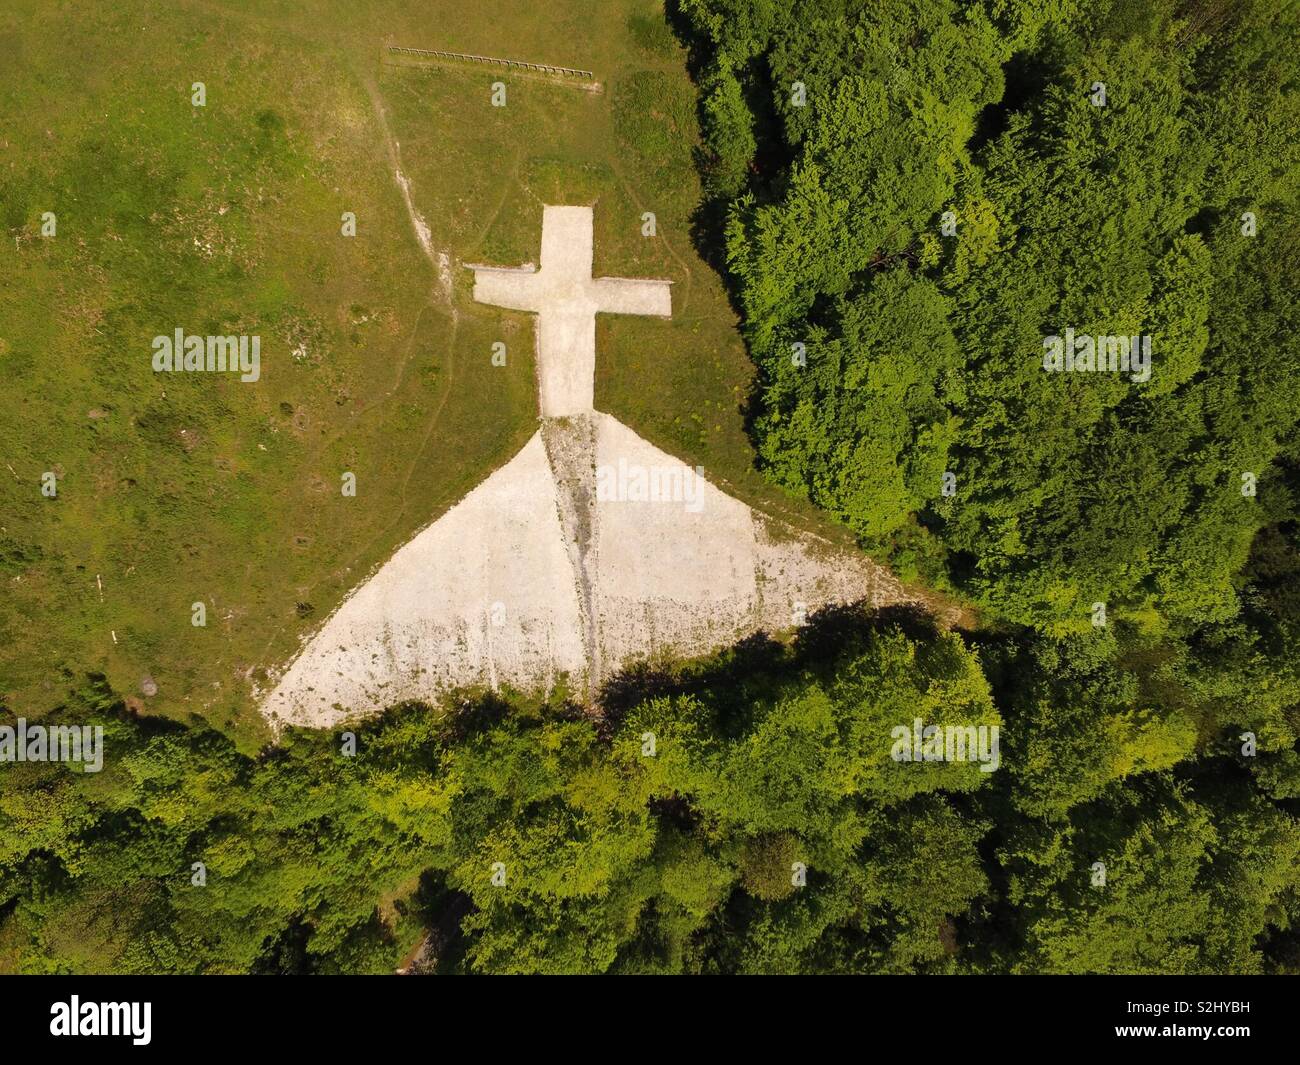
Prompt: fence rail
<box><xmin>387</xmin><ymin>45</ymin><xmax>594</xmax><ymax>79</ymax></box>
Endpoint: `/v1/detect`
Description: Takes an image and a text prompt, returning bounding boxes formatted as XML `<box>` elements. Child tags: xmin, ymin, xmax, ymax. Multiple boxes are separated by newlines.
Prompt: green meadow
<box><xmin>0</xmin><ymin>0</ymin><xmax>844</xmax><ymax>745</ymax></box>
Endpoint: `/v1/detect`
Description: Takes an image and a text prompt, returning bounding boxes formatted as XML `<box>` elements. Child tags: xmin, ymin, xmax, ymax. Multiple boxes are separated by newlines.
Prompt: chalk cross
<box><xmin>469</xmin><ymin>206</ymin><xmax>672</xmax><ymax>417</ymax></box>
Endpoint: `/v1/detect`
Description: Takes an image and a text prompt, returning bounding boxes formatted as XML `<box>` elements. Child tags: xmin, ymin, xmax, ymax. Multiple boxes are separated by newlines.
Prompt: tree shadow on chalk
<box><xmin>598</xmin><ymin>629</ymin><xmax>787</xmax><ymax>738</ymax></box>
<box><xmin>597</xmin><ymin>600</ymin><xmax>946</xmax><ymax>737</ymax></box>
<box><xmin>792</xmin><ymin>601</ymin><xmax>942</xmax><ymax>666</ymax></box>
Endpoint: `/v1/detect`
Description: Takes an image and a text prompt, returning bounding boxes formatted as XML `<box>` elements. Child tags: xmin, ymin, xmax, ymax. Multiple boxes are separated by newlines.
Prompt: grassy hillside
<box><xmin>0</xmin><ymin>0</ymin><xmax>847</xmax><ymax>745</ymax></box>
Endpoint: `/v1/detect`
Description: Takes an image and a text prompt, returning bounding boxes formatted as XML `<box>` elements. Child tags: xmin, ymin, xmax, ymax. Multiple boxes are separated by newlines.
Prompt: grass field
<box><xmin>0</xmin><ymin>0</ymin><xmax>864</xmax><ymax>746</ymax></box>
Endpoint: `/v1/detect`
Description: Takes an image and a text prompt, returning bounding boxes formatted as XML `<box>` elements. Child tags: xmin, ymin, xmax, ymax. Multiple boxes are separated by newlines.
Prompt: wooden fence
<box><xmin>386</xmin><ymin>45</ymin><xmax>594</xmax><ymax>79</ymax></box>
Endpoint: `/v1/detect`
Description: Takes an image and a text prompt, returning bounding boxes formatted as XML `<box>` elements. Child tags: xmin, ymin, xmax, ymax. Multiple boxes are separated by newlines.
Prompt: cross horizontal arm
<box><xmin>471</xmin><ymin>266</ymin><xmax>546</xmax><ymax>312</ymax></box>
<box><xmin>592</xmin><ymin>277</ymin><xmax>672</xmax><ymax>317</ymax></box>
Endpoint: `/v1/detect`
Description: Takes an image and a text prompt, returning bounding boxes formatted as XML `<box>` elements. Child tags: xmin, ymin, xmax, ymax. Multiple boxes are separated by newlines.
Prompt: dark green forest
<box><xmin>4</xmin><ymin>0</ymin><xmax>1300</xmax><ymax>973</ymax></box>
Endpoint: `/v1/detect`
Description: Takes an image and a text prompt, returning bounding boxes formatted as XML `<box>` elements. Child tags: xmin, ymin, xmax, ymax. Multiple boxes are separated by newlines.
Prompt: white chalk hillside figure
<box><xmin>261</xmin><ymin>205</ymin><xmax>907</xmax><ymax>728</ymax></box>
